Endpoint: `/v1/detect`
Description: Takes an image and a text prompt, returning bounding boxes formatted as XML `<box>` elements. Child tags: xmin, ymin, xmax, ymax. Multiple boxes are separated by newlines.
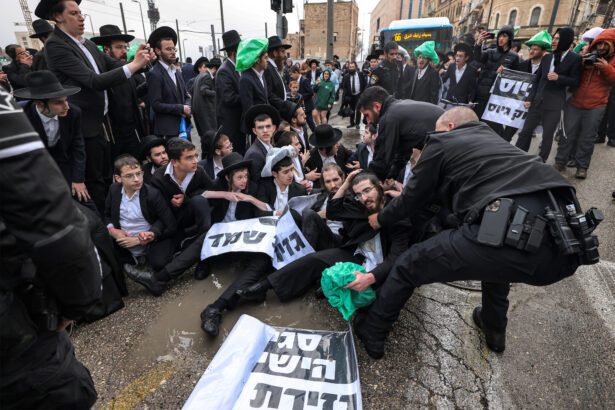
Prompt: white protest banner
<box><xmin>272</xmin><ymin>211</ymin><xmax>315</xmax><ymax>269</ymax></box>
<box><xmin>200</xmin><ymin>217</ymin><xmax>278</xmax><ymax>261</ymax></box>
<box><xmin>481</xmin><ymin>68</ymin><xmax>536</xmax><ymax>128</ymax></box>
<box><xmin>286</xmin><ymin>194</ymin><xmax>321</xmax><ymax>215</ymax></box>
<box><xmin>183</xmin><ymin>315</ymin><xmax>363</xmax><ymax>410</ymax></box>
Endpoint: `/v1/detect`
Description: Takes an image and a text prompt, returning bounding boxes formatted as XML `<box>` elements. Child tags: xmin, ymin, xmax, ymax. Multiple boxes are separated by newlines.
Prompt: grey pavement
<box><xmin>71</xmin><ymin>103</ymin><xmax>615</xmax><ymax>409</ymax></box>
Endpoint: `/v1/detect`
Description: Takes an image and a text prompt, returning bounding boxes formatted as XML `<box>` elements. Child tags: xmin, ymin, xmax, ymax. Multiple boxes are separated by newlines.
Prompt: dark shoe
<box><xmin>347</xmin><ymin>123</ymin><xmax>355</xmax><ymax>128</ymax></box>
<box><xmin>472</xmin><ymin>307</ymin><xmax>506</xmax><ymax>353</ymax></box>
<box><xmin>575</xmin><ymin>168</ymin><xmax>587</xmax><ymax>179</ymax></box>
<box><xmin>200</xmin><ymin>306</ymin><xmax>222</xmax><ymax>337</ymax></box>
<box><xmin>235</xmin><ymin>280</ymin><xmax>269</xmax><ymax>303</ymax></box>
<box><xmin>315</xmin><ymin>286</ymin><xmax>325</xmax><ymax>299</ymax></box>
<box><xmin>566</xmin><ymin>159</ymin><xmax>576</xmax><ymax>168</ymax></box>
<box><xmin>353</xmin><ymin>313</ymin><xmax>385</xmax><ymax>359</ymax></box>
<box><xmin>194</xmin><ymin>260</ymin><xmax>210</xmax><ymax>280</ymax></box>
<box><xmin>124</xmin><ymin>264</ymin><xmax>166</xmax><ymax>296</ymax></box>
<box><xmin>607</xmin><ymin>139</ymin><xmax>615</xmax><ymax>147</ymax></box>
<box><xmin>595</xmin><ymin>136</ymin><xmax>606</xmax><ymax>144</ymax></box>
<box><xmin>355</xmin><ymin>124</ymin><xmax>360</xmax><ymax>129</ymax></box>
<box><xmin>553</xmin><ymin>162</ymin><xmax>566</xmax><ymax>172</ymax></box>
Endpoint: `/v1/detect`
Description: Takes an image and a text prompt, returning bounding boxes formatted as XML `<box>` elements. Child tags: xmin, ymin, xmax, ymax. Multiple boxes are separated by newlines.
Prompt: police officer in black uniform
<box><xmin>369</xmin><ymin>42</ymin><xmax>403</xmax><ymax>96</ymax></box>
<box><xmin>0</xmin><ymin>88</ymin><xmax>102</xmax><ymax>408</ymax></box>
<box><xmin>354</xmin><ymin>107</ymin><xmax>600</xmax><ymax>359</ymax></box>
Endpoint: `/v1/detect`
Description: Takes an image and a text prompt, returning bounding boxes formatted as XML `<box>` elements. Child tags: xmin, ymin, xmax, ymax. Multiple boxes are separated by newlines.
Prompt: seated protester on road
<box><xmin>347</xmin><ymin>123</ymin><xmax>377</xmax><ymax>170</ymax></box>
<box><xmin>237</xmin><ymin>170</ymin><xmax>411</xmax><ymax>304</ymax></box>
<box><xmin>200</xmin><ymin>153</ymin><xmax>274</xmax><ymax>337</ymax></box>
<box><xmin>273</xmin><ymin>130</ymin><xmax>318</xmax><ymax>192</ymax></box>
<box><xmin>244</xmin><ymin>104</ymin><xmax>280</xmax><ymax>182</ymax></box>
<box><xmin>355</xmin><ymin>107</ymin><xmax>583</xmax><ymax>360</ymax></box>
<box><xmin>255</xmin><ymin>147</ymin><xmax>308</xmax><ymax>221</ymax></box>
<box><xmin>305</xmin><ymin>124</ymin><xmax>353</xmax><ymax>189</ymax></box>
<box><xmin>408</xmin><ymin>41</ymin><xmax>442</xmax><ymax>105</ymax></box>
<box><xmin>197</xmin><ymin>128</ymin><xmax>233</xmax><ymax>179</ymax></box>
<box><xmin>359</xmin><ymin>86</ymin><xmax>444</xmax><ymax>180</ymax></box>
<box><xmin>105</xmin><ymin>154</ymin><xmax>177</xmax><ymax>277</ymax></box>
<box><xmin>301</xmin><ymin>163</ymin><xmax>346</xmax><ymax>251</ymax></box>
<box><xmin>139</xmin><ymin>135</ymin><xmax>168</xmax><ymax>184</ymax></box>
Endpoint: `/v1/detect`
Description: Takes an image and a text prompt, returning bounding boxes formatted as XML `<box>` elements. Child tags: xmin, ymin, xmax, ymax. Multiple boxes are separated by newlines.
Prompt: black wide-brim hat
<box><xmin>453</xmin><ymin>43</ymin><xmax>474</xmax><ymax>61</ymax></box>
<box><xmin>220</xmin><ymin>30</ymin><xmax>241</xmax><ymax>51</ymax></box>
<box><xmin>193</xmin><ymin>56</ymin><xmax>209</xmax><ymax>74</ymax></box>
<box><xmin>268</xmin><ymin>35</ymin><xmax>292</xmax><ymax>51</ymax></box>
<box><xmin>309</xmin><ymin>59</ymin><xmax>320</xmax><ymax>66</ymax></box>
<box><xmin>35</xmin><ymin>0</ymin><xmax>81</xmax><ymax>20</ymax></box>
<box><xmin>278</xmin><ymin>100</ymin><xmax>302</xmax><ymax>123</ymax></box>
<box><xmin>13</xmin><ymin>70</ymin><xmax>80</xmax><ymax>100</ymax></box>
<box><xmin>245</xmin><ymin>104</ymin><xmax>281</xmax><ymax>134</ymax></box>
<box><xmin>147</xmin><ymin>26</ymin><xmax>177</xmax><ymax>48</ymax></box>
<box><xmin>206</xmin><ymin>126</ymin><xmax>225</xmax><ymax>159</ymax></box>
<box><xmin>30</xmin><ymin>19</ymin><xmax>54</xmax><ymax>39</ymax></box>
<box><xmin>217</xmin><ymin>152</ymin><xmax>252</xmax><ymax>178</ymax></box>
<box><xmin>309</xmin><ymin>124</ymin><xmax>343</xmax><ymax>148</ymax></box>
<box><xmin>207</xmin><ymin>57</ymin><xmax>222</xmax><ymax>68</ymax></box>
<box><xmin>139</xmin><ymin>135</ymin><xmax>165</xmax><ymax>161</ymax></box>
<box><xmin>91</xmin><ymin>24</ymin><xmax>134</xmax><ymax>45</ymax></box>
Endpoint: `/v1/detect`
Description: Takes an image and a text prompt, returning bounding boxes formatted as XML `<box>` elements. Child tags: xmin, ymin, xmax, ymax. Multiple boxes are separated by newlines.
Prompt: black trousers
<box><xmin>268</xmin><ymin>247</ymin><xmax>363</xmax><ymax>302</ymax></box>
<box><xmin>516</xmin><ymin>105</ymin><xmax>561</xmax><ymax>162</ymax></box>
<box><xmin>0</xmin><ymin>331</ymin><xmax>97</xmax><ymax>409</ymax></box>
<box><xmin>361</xmin><ymin>223</ymin><xmax>579</xmax><ymax>341</ymax></box>
<box><xmin>501</xmin><ymin>126</ymin><xmax>518</xmax><ymax>142</ymax></box>
<box><xmin>116</xmin><ymin>236</ymin><xmax>177</xmax><ymax>271</ymax></box>
<box><xmin>84</xmin><ymin>135</ymin><xmax>111</xmax><ymax>214</ymax></box>
<box><xmin>348</xmin><ymin>94</ymin><xmax>362</xmax><ymax>126</ymax></box>
<box><xmin>110</xmin><ymin>129</ymin><xmax>141</xmax><ymax>161</ymax></box>
<box><xmin>597</xmin><ymin>89</ymin><xmax>615</xmax><ymax>141</ymax></box>
<box><xmin>474</xmin><ymin>98</ymin><xmax>506</xmax><ymax>138</ymax></box>
<box><xmin>305</xmin><ymin>104</ymin><xmax>316</xmax><ymax>132</ymax></box>
<box><xmin>301</xmin><ymin>209</ymin><xmax>343</xmax><ymax>251</ymax></box>
<box><xmin>176</xmin><ymin>195</ymin><xmax>212</xmax><ymax>237</ymax></box>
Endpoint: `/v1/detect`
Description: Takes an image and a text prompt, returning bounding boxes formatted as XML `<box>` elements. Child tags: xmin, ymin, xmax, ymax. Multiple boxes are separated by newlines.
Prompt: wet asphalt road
<box><xmin>71</xmin><ymin>104</ymin><xmax>615</xmax><ymax>409</ymax></box>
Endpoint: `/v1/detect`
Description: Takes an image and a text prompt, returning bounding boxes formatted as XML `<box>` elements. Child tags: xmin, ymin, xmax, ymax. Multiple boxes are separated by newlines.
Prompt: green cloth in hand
<box><xmin>320</xmin><ymin>262</ymin><xmax>376</xmax><ymax>321</ymax></box>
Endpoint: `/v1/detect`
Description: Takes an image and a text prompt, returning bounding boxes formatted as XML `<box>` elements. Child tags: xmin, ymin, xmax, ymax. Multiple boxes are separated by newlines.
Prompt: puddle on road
<box><xmin>129</xmin><ymin>262</ymin><xmax>339</xmax><ymax>369</ymax></box>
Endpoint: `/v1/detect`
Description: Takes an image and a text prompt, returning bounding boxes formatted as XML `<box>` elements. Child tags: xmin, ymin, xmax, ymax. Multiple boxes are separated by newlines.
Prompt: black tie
<box><xmin>351</xmin><ymin>75</ymin><xmax>355</xmax><ymax>94</ymax></box>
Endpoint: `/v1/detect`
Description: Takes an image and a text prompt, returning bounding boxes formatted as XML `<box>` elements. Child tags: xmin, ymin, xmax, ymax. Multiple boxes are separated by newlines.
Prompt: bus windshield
<box><xmin>380</xmin><ymin>25</ymin><xmax>454</xmax><ymax>57</ymax></box>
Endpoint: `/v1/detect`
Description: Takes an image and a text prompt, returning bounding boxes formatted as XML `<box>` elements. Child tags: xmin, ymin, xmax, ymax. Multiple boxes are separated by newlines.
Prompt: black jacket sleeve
<box><xmin>69</xmin><ymin>105</ymin><xmax>86</xmax><ymax>183</ymax></box>
<box><xmin>148</xmin><ymin>186</ymin><xmax>177</xmax><ymax>240</ymax></box>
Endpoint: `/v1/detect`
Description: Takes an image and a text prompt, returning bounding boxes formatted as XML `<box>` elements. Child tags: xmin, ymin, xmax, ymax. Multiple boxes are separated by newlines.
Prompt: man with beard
<box><xmin>407</xmin><ymin>41</ymin><xmax>442</xmax><ymax>105</ymax></box>
<box><xmin>93</xmin><ymin>25</ymin><xmax>145</xmax><ymax>160</ymax></box>
<box><xmin>516</xmin><ymin>28</ymin><xmax>582</xmax><ymax>162</ymax></box>
<box><xmin>139</xmin><ymin>135</ymin><xmax>168</xmax><ymax>184</ymax></box>
<box><xmin>146</xmin><ymin>26</ymin><xmax>191</xmax><ymax>139</ymax></box>
<box><xmin>192</xmin><ymin>57</ymin><xmax>220</xmax><ymax>155</ymax></box>
<box><xmin>264</xmin><ymin>36</ymin><xmax>292</xmax><ymax>111</ymax></box>
<box><xmin>370</xmin><ymin>42</ymin><xmax>402</xmax><ymax>96</ymax></box>
<box><xmin>30</xmin><ymin>19</ymin><xmax>54</xmax><ymax>71</ymax></box>
<box><xmin>359</xmin><ymin>86</ymin><xmax>444</xmax><ymax>181</ymax></box>
<box><xmin>341</xmin><ymin>61</ymin><xmax>365</xmax><ymax>128</ymax></box>
<box><xmin>237</xmin><ymin>170</ymin><xmax>410</xmax><ymax>305</ymax></box>
<box><xmin>280</xmin><ymin>98</ymin><xmax>310</xmax><ymax>151</ymax></box>
<box><xmin>216</xmin><ymin>30</ymin><xmax>244</xmax><ymax>153</ymax></box>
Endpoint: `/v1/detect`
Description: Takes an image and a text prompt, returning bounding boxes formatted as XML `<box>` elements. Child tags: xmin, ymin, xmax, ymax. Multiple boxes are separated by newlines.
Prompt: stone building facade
<box><xmin>304</xmin><ymin>0</ymin><xmax>359</xmax><ymax>61</ymax></box>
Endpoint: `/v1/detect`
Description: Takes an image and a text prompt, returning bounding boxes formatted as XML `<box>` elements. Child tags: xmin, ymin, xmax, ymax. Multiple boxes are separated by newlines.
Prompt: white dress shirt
<box><xmin>292</xmin><ymin>126</ymin><xmax>308</xmax><ymax>149</ymax></box>
<box><xmin>311</xmin><ymin>70</ymin><xmax>317</xmax><ymax>85</ymax></box>
<box><xmin>252</xmin><ymin>68</ymin><xmax>265</xmax><ymax>88</ymax></box>
<box><xmin>118</xmin><ymin>188</ymin><xmax>151</xmax><ymax>256</ymax></box>
<box><xmin>159</xmin><ymin>60</ymin><xmax>178</xmax><ymax>86</ymax></box>
<box><xmin>402</xmin><ymin>162</ymin><xmax>413</xmax><ymax>186</ymax></box>
<box><xmin>455</xmin><ymin>64</ymin><xmax>467</xmax><ymax>83</ymax></box>
<box><xmin>165</xmin><ymin>162</ymin><xmax>194</xmax><ymax>193</ymax></box>
<box><xmin>213</xmin><ymin>160</ymin><xmax>223</xmax><ymax>178</ymax></box>
<box><xmin>319</xmin><ymin>153</ymin><xmax>336</xmax><ymax>167</ymax></box>
<box><xmin>222</xmin><ymin>189</ymin><xmax>242</xmax><ymax>222</ymax></box>
<box><xmin>35</xmin><ymin>105</ymin><xmax>60</xmax><ymax>147</ymax></box>
<box><xmin>417</xmin><ymin>67</ymin><xmax>427</xmax><ymax>80</ymax></box>
<box><xmin>350</xmin><ymin>72</ymin><xmax>361</xmax><ymax>95</ymax></box>
<box><xmin>258</xmin><ymin>139</ymin><xmax>272</xmax><ymax>153</ymax></box>
<box><xmin>550</xmin><ymin>50</ymin><xmax>569</xmax><ymax>72</ymax></box>
<box><xmin>366</xmin><ymin>145</ymin><xmax>374</xmax><ymax>167</ymax></box>
<box><xmin>531</xmin><ymin>61</ymin><xmax>541</xmax><ymax>74</ymax></box>
<box><xmin>268</xmin><ymin>58</ymin><xmax>287</xmax><ymax>100</ymax></box>
<box><xmin>292</xmin><ymin>156</ymin><xmax>305</xmax><ymax>182</ymax></box>
<box><xmin>354</xmin><ymin>233</ymin><xmax>384</xmax><ymax>272</ymax></box>
<box><xmin>320</xmin><ymin>196</ymin><xmax>343</xmax><ymax>235</ymax></box>
<box><xmin>274</xmin><ymin>180</ymin><xmax>290</xmax><ymax>211</ymax></box>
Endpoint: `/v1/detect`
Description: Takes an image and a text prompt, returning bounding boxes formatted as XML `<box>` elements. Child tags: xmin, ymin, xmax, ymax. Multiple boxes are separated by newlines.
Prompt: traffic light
<box><xmin>282</xmin><ymin>0</ymin><xmax>293</xmax><ymax>13</ymax></box>
<box><xmin>271</xmin><ymin>0</ymin><xmax>281</xmax><ymax>12</ymax></box>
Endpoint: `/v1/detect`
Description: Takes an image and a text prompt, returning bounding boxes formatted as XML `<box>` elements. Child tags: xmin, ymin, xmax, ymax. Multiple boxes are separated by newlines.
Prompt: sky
<box><xmin>2</xmin><ymin>0</ymin><xmax>380</xmax><ymax>59</ymax></box>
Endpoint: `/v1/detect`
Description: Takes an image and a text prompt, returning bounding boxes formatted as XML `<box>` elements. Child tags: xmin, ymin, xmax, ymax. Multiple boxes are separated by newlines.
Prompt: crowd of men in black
<box><xmin>1</xmin><ymin>0</ymin><xmax>613</xmax><ymax>407</ymax></box>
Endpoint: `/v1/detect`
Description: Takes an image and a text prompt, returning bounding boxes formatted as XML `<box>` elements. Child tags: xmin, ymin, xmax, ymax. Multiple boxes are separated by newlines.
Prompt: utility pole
<box><xmin>147</xmin><ymin>0</ymin><xmax>160</xmax><ymax>33</ymax></box>
<box><xmin>603</xmin><ymin>0</ymin><xmax>615</xmax><ymax>28</ymax></box>
<box><xmin>219</xmin><ymin>0</ymin><xmax>226</xmax><ymax>34</ymax></box>
<box><xmin>265</xmin><ymin>22</ymin><xmax>268</xmax><ymax>37</ymax></box>
<box><xmin>132</xmin><ymin>0</ymin><xmax>147</xmax><ymax>42</ymax></box>
<box><xmin>119</xmin><ymin>2</ymin><xmax>128</xmax><ymax>34</ymax></box>
<box><xmin>176</xmin><ymin>19</ymin><xmax>183</xmax><ymax>62</ymax></box>
<box><xmin>276</xmin><ymin>9</ymin><xmax>284</xmax><ymax>38</ymax></box>
<box><xmin>326</xmin><ymin>0</ymin><xmax>334</xmax><ymax>60</ymax></box>
<box><xmin>548</xmin><ymin>0</ymin><xmax>560</xmax><ymax>33</ymax></box>
<box><xmin>211</xmin><ymin>24</ymin><xmax>217</xmax><ymax>56</ymax></box>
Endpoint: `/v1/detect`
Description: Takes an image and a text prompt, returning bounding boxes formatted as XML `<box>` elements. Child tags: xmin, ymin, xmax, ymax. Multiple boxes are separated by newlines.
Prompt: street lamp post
<box><xmin>84</xmin><ymin>14</ymin><xmax>95</xmax><ymax>36</ymax></box>
<box><xmin>182</xmin><ymin>38</ymin><xmax>188</xmax><ymax>60</ymax></box>
<box><xmin>132</xmin><ymin>0</ymin><xmax>148</xmax><ymax>42</ymax></box>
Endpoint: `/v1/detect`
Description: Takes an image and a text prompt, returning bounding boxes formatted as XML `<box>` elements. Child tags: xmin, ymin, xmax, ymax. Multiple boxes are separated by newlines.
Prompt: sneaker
<box><xmin>123</xmin><ymin>264</ymin><xmax>166</xmax><ymax>296</ymax></box>
<box><xmin>472</xmin><ymin>307</ymin><xmax>506</xmax><ymax>353</ymax></box>
<box><xmin>575</xmin><ymin>168</ymin><xmax>587</xmax><ymax>179</ymax></box>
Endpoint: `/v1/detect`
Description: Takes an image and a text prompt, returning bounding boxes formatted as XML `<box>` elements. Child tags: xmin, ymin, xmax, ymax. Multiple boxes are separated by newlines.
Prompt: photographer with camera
<box><xmin>554</xmin><ymin>28</ymin><xmax>615</xmax><ymax>179</ymax></box>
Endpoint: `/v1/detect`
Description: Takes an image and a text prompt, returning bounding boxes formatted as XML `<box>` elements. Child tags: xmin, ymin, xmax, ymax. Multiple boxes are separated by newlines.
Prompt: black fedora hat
<box><xmin>91</xmin><ymin>24</ymin><xmax>134</xmax><ymax>45</ymax></box>
<box><xmin>220</xmin><ymin>30</ymin><xmax>241</xmax><ymax>51</ymax></box>
<box><xmin>267</xmin><ymin>35</ymin><xmax>291</xmax><ymax>51</ymax></box>
<box><xmin>139</xmin><ymin>135</ymin><xmax>165</xmax><ymax>161</ymax></box>
<box><xmin>245</xmin><ymin>104</ymin><xmax>281</xmax><ymax>134</ymax></box>
<box><xmin>309</xmin><ymin>124</ymin><xmax>342</xmax><ymax>148</ymax></box>
<box><xmin>206</xmin><ymin>126</ymin><xmax>226</xmax><ymax>159</ymax></box>
<box><xmin>278</xmin><ymin>100</ymin><xmax>302</xmax><ymax>123</ymax></box>
<box><xmin>35</xmin><ymin>0</ymin><xmax>82</xmax><ymax>20</ymax></box>
<box><xmin>13</xmin><ymin>70</ymin><xmax>80</xmax><ymax>100</ymax></box>
<box><xmin>309</xmin><ymin>59</ymin><xmax>320</xmax><ymax>66</ymax></box>
<box><xmin>147</xmin><ymin>26</ymin><xmax>177</xmax><ymax>48</ymax></box>
<box><xmin>217</xmin><ymin>152</ymin><xmax>252</xmax><ymax>178</ymax></box>
<box><xmin>207</xmin><ymin>57</ymin><xmax>222</xmax><ymax>68</ymax></box>
<box><xmin>193</xmin><ymin>56</ymin><xmax>209</xmax><ymax>74</ymax></box>
<box><xmin>453</xmin><ymin>43</ymin><xmax>474</xmax><ymax>62</ymax></box>
<box><xmin>30</xmin><ymin>19</ymin><xmax>54</xmax><ymax>39</ymax></box>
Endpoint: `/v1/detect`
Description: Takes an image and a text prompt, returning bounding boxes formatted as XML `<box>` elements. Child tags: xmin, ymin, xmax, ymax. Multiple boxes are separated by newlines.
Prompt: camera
<box><xmin>583</xmin><ymin>50</ymin><xmax>604</xmax><ymax>66</ymax></box>
<box><xmin>486</xmin><ymin>32</ymin><xmax>495</xmax><ymax>40</ymax></box>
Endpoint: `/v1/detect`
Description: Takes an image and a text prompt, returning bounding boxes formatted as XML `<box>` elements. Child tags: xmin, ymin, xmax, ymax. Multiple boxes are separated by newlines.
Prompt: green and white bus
<box><xmin>379</xmin><ymin>17</ymin><xmax>454</xmax><ymax>56</ymax></box>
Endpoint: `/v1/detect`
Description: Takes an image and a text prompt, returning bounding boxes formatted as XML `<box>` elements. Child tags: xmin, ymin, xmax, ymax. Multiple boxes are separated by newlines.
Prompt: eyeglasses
<box><xmin>163</xmin><ymin>47</ymin><xmax>177</xmax><ymax>52</ymax></box>
<box><xmin>17</xmin><ymin>50</ymin><xmax>30</xmax><ymax>57</ymax></box>
<box><xmin>121</xmin><ymin>171</ymin><xmax>144</xmax><ymax>180</ymax></box>
<box><xmin>113</xmin><ymin>45</ymin><xmax>129</xmax><ymax>50</ymax></box>
<box><xmin>354</xmin><ymin>185</ymin><xmax>375</xmax><ymax>201</ymax></box>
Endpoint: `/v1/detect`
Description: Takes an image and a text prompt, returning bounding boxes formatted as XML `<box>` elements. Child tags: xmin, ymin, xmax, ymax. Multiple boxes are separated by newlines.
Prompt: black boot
<box><xmin>200</xmin><ymin>306</ymin><xmax>222</xmax><ymax>337</ymax></box>
<box><xmin>472</xmin><ymin>307</ymin><xmax>506</xmax><ymax>353</ymax></box>
<box><xmin>124</xmin><ymin>264</ymin><xmax>166</xmax><ymax>296</ymax></box>
<box><xmin>194</xmin><ymin>260</ymin><xmax>210</xmax><ymax>280</ymax></box>
<box><xmin>235</xmin><ymin>280</ymin><xmax>270</xmax><ymax>302</ymax></box>
<box><xmin>353</xmin><ymin>313</ymin><xmax>385</xmax><ymax>359</ymax></box>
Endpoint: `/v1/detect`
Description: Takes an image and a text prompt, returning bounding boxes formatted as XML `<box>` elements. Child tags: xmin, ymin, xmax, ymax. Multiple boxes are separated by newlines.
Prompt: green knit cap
<box><xmin>235</xmin><ymin>38</ymin><xmax>269</xmax><ymax>72</ymax></box>
<box><xmin>414</xmin><ymin>41</ymin><xmax>439</xmax><ymax>64</ymax></box>
<box><xmin>573</xmin><ymin>41</ymin><xmax>586</xmax><ymax>53</ymax></box>
<box><xmin>525</xmin><ymin>30</ymin><xmax>553</xmax><ymax>52</ymax></box>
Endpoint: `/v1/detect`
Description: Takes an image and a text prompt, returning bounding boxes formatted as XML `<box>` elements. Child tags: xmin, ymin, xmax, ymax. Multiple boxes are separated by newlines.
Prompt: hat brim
<box><xmin>207</xmin><ymin>126</ymin><xmax>225</xmax><ymax>159</ymax></box>
<box><xmin>220</xmin><ymin>39</ymin><xmax>241</xmax><ymax>51</ymax></box>
<box><xmin>13</xmin><ymin>85</ymin><xmax>81</xmax><ymax>100</ymax></box>
<box><xmin>308</xmin><ymin>127</ymin><xmax>343</xmax><ymax>148</ymax></box>
<box><xmin>29</xmin><ymin>30</ymin><xmax>53</xmax><ymax>39</ymax></box>
<box><xmin>35</xmin><ymin>0</ymin><xmax>82</xmax><ymax>19</ymax></box>
<box><xmin>309</xmin><ymin>59</ymin><xmax>320</xmax><ymax>65</ymax></box>
<box><xmin>139</xmin><ymin>137</ymin><xmax>165</xmax><ymax>161</ymax></box>
<box><xmin>217</xmin><ymin>159</ymin><xmax>253</xmax><ymax>178</ymax></box>
<box><xmin>269</xmin><ymin>44</ymin><xmax>292</xmax><ymax>51</ymax></box>
<box><xmin>91</xmin><ymin>34</ymin><xmax>135</xmax><ymax>45</ymax></box>
<box><xmin>245</xmin><ymin>104</ymin><xmax>281</xmax><ymax>134</ymax></box>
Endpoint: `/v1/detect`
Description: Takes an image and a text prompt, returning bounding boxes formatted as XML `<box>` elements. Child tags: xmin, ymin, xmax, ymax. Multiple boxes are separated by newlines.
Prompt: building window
<box><xmin>508</xmin><ymin>9</ymin><xmax>517</xmax><ymax>26</ymax></box>
<box><xmin>529</xmin><ymin>7</ymin><xmax>541</xmax><ymax>26</ymax></box>
<box><xmin>376</xmin><ymin>17</ymin><xmax>380</xmax><ymax>32</ymax></box>
<box><xmin>494</xmin><ymin>13</ymin><xmax>500</xmax><ymax>29</ymax></box>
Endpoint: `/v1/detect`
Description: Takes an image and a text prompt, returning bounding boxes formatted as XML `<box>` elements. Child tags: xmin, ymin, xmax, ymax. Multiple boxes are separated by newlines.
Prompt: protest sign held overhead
<box><xmin>481</xmin><ymin>68</ymin><xmax>536</xmax><ymax>128</ymax></box>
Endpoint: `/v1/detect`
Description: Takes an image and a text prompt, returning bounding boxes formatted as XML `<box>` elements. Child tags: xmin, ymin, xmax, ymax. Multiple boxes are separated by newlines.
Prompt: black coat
<box><xmin>441</xmin><ymin>63</ymin><xmax>478</xmax><ymax>104</ymax></box>
<box><xmin>527</xmin><ymin>53</ymin><xmax>583</xmax><ymax>111</ymax></box>
<box><xmin>371</xmin><ymin>59</ymin><xmax>403</xmax><ymax>96</ymax></box>
<box><xmin>341</xmin><ymin>71</ymin><xmax>365</xmax><ymax>99</ymax></box>
<box><xmin>244</xmin><ymin>139</ymin><xmax>269</xmax><ymax>182</ymax></box>
<box><xmin>255</xmin><ymin>177</ymin><xmax>308</xmax><ymax>216</ymax></box>
<box><xmin>32</xmin><ymin>47</ymin><xmax>48</xmax><ymax>71</ymax></box>
<box><xmin>408</xmin><ymin>65</ymin><xmax>441</xmax><ymax>105</ymax></box>
<box><xmin>378</xmin><ymin>121</ymin><xmax>574</xmax><ymax>227</ymax></box>
<box><xmin>291</xmin><ymin>126</ymin><xmax>311</xmax><ymax>152</ymax></box>
<box><xmin>108</xmin><ymin>74</ymin><xmax>145</xmax><ymax>136</ymax></box>
<box><xmin>239</xmin><ymin>68</ymin><xmax>268</xmax><ymax>133</ymax></box>
<box><xmin>215</xmin><ymin>58</ymin><xmax>242</xmax><ymax>148</ymax></box>
<box><xmin>398</xmin><ymin>64</ymin><xmax>416</xmax><ymax>99</ymax></box>
<box><xmin>197</xmin><ymin>158</ymin><xmax>216</xmax><ymax>180</ymax></box>
<box><xmin>298</xmin><ymin>75</ymin><xmax>314</xmax><ymax>114</ymax></box>
<box><xmin>209</xmin><ymin>179</ymin><xmax>260</xmax><ymax>223</ymax></box>
<box><xmin>150</xmin><ymin>164</ymin><xmax>216</xmax><ymax>212</ymax></box>
<box><xmin>104</xmin><ymin>182</ymin><xmax>176</xmax><ymax>240</ymax></box>
<box><xmin>348</xmin><ymin>142</ymin><xmax>371</xmax><ymax>170</ymax></box>
<box><xmin>307</xmin><ymin>68</ymin><xmax>322</xmax><ymax>85</ymax></box>
<box><xmin>142</xmin><ymin>162</ymin><xmax>157</xmax><ymax>185</ymax></box>
<box><xmin>264</xmin><ymin>61</ymin><xmax>286</xmax><ymax>111</ymax></box>
<box><xmin>146</xmin><ymin>61</ymin><xmax>190</xmax><ymax>136</ymax></box>
<box><xmin>21</xmin><ymin>100</ymin><xmax>86</xmax><ymax>184</ymax></box>
<box><xmin>45</xmin><ymin>27</ymin><xmax>129</xmax><ymax>138</ymax></box>
<box><xmin>2</xmin><ymin>61</ymin><xmax>31</xmax><ymax>89</ymax></box>
<box><xmin>473</xmin><ymin>44</ymin><xmax>520</xmax><ymax>101</ymax></box>
<box><xmin>368</xmin><ymin>96</ymin><xmax>445</xmax><ymax>180</ymax></box>
<box><xmin>304</xmin><ymin>144</ymin><xmax>354</xmax><ymax>188</ymax></box>
<box><xmin>192</xmin><ymin>70</ymin><xmax>217</xmax><ymax>137</ymax></box>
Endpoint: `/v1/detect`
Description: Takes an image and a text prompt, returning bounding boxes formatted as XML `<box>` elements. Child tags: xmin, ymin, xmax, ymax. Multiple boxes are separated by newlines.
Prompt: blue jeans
<box><xmin>556</xmin><ymin>104</ymin><xmax>606</xmax><ymax>169</ymax></box>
